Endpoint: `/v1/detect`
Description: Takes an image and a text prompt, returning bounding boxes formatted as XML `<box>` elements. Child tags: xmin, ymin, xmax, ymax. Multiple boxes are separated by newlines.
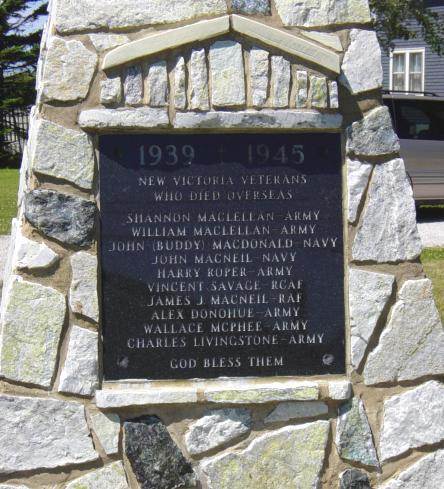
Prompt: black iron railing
<box><xmin>0</xmin><ymin>107</ymin><xmax>30</xmax><ymax>162</ymax></box>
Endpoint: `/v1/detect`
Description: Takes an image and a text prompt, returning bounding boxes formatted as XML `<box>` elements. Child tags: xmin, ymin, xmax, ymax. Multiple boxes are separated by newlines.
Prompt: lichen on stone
<box><xmin>200</xmin><ymin>421</ymin><xmax>330</xmax><ymax>489</ymax></box>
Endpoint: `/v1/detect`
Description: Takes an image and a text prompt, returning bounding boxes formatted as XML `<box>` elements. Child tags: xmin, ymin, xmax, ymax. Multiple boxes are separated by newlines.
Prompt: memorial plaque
<box><xmin>100</xmin><ymin>134</ymin><xmax>345</xmax><ymax>380</ymax></box>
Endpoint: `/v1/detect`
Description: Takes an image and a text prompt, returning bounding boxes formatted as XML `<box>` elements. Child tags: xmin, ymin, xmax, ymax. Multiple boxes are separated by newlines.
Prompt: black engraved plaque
<box><xmin>100</xmin><ymin>133</ymin><xmax>345</xmax><ymax>380</ymax></box>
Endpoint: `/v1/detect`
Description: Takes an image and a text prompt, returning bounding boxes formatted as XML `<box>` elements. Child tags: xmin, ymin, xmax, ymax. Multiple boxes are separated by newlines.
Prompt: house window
<box><xmin>390</xmin><ymin>49</ymin><xmax>425</xmax><ymax>93</ymax></box>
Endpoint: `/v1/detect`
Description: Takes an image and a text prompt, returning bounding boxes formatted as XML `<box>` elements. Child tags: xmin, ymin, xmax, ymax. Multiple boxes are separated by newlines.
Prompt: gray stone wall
<box><xmin>0</xmin><ymin>1</ymin><xmax>443</xmax><ymax>488</ymax></box>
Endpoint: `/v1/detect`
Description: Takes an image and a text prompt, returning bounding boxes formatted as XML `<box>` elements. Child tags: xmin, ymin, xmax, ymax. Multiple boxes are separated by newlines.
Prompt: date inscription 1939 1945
<box><xmin>100</xmin><ymin>134</ymin><xmax>345</xmax><ymax>380</ymax></box>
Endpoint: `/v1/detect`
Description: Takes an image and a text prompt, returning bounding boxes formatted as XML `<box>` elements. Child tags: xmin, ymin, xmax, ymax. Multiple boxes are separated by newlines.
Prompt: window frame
<box><xmin>389</xmin><ymin>48</ymin><xmax>426</xmax><ymax>94</ymax></box>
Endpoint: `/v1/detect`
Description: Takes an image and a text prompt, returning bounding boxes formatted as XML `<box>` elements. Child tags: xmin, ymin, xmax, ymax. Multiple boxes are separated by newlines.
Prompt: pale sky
<box><xmin>23</xmin><ymin>0</ymin><xmax>47</xmax><ymax>34</ymax></box>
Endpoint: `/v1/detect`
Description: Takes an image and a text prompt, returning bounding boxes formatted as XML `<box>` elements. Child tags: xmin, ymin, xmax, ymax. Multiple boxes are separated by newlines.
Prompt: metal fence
<box><xmin>0</xmin><ymin>107</ymin><xmax>30</xmax><ymax>160</ymax></box>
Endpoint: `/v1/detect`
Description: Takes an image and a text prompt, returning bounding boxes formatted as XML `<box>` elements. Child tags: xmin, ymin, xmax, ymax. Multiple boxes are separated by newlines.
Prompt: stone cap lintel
<box><xmin>231</xmin><ymin>15</ymin><xmax>340</xmax><ymax>73</ymax></box>
<box><xmin>95</xmin><ymin>378</ymin><xmax>351</xmax><ymax>408</ymax></box>
<box><xmin>103</xmin><ymin>16</ymin><xmax>230</xmax><ymax>70</ymax></box>
<box><xmin>78</xmin><ymin>108</ymin><xmax>343</xmax><ymax>132</ymax></box>
<box><xmin>102</xmin><ymin>15</ymin><xmax>341</xmax><ymax>74</ymax></box>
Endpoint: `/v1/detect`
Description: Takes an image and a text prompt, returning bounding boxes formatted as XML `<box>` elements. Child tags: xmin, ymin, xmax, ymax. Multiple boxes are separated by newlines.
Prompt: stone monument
<box><xmin>0</xmin><ymin>0</ymin><xmax>443</xmax><ymax>487</ymax></box>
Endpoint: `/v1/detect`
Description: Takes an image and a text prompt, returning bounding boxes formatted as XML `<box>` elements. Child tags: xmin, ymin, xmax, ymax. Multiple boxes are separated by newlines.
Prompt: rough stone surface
<box><xmin>0</xmin><ymin>395</ymin><xmax>98</xmax><ymax>474</ymax></box>
<box><xmin>379</xmin><ymin>381</ymin><xmax>444</xmax><ymax>462</ymax></box>
<box><xmin>185</xmin><ymin>409</ymin><xmax>251</xmax><ymax>456</ymax></box>
<box><xmin>24</xmin><ymin>189</ymin><xmax>96</xmax><ymax>247</ymax></box>
<box><xmin>275</xmin><ymin>0</ymin><xmax>371</xmax><ymax>27</ymax></box>
<box><xmin>264</xmin><ymin>402</ymin><xmax>328</xmax><ymax>423</ymax></box>
<box><xmin>352</xmin><ymin>159</ymin><xmax>422</xmax><ymax>262</ymax></box>
<box><xmin>347</xmin><ymin>158</ymin><xmax>372</xmax><ymax>223</ymax></box>
<box><xmin>328</xmin><ymin>380</ymin><xmax>353</xmax><ymax>401</ymax></box>
<box><xmin>349</xmin><ymin>269</ymin><xmax>394</xmax><ymax>370</ymax></box>
<box><xmin>0</xmin><ymin>485</ymin><xmax>30</xmax><ymax>489</ymax></box>
<box><xmin>364</xmin><ymin>279</ymin><xmax>444</xmax><ymax>385</ymax></box>
<box><xmin>17</xmin><ymin>141</ymin><xmax>30</xmax><ymax>206</ymax></box>
<box><xmin>55</xmin><ymin>0</ymin><xmax>227</xmax><ymax>33</ymax></box>
<box><xmin>174</xmin><ymin>56</ymin><xmax>187</xmax><ymax>110</ymax></box>
<box><xmin>41</xmin><ymin>37</ymin><xmax>97</xmax><ymax>102</ymax></box>
<box><xmin>66</xmin><ymin>462</ymin><xmax>129</xmax><ymax>489</ymax></box>
<box><xmin>210</xmin><ymin>41</ymin><xmax>246</xmax><ymax>107</ymax></box>
<box><xmin>335</xmin><ymin>398</ymin><xmax>379</xmax><ymax>468</ymax></box>
<box><xmin>340</xmin><ymin>29</ymin><xmax>383</xmax><ymax>94</ymax></box>
<box><xmin>89</xmin><ymin>411</ymin><xmax>120</xmax><ymax>455</ymax></box>
<box><xmin>59</xmin><ymin>326</ymin><xmax>99</xmax><ymax>396</ymax></box>
<box><xmin>329</xmin><ymin>80</ymin><xmax>339</xmax><ymax>108</ymax></box>
<box><xmin>124</xmin><ymin>416</ymin><xmax>196</xmax><ymax>489</ymax></box>
<box><xmin>79</xmin><ymin>107</ymin><xmax>169</xmax><ymax>130</ymax></box>
<box><xmin>0</xmin><ymin>223</ymin><xmax>16</xmax><ymax>309</ymax></box>
<box><xmin>14</xmin><ymin>232</ymin><xmax>59</xmax><ymax>272</ymax></box>
<box><xmin>189</xmin><ymin>49</ymin><xmax>210</xmax><ymax>111</ymax></box>
<box><xmin>175</xmin><ymin>110</ymin><xmax>342</xmax><ymax>129</ymax></box>
<box><xmin>271</xmin><ymin>56</ymin><xmax>290</xmax><ymax>107</ymax></box>
<box><xmin>309</xmin><ymin>75</ymin><xmax>328</xmax><ymax>108</ymax></box>
<box><xmin>380</xmin><ymin>450</ymin><xmax>444</xmax><ymax>489</ymax></box>
<box><xmin>0</xmin><ymin>235</ymin><xmax>10</xmax><ymax>292</ymax></box>
<box><xmin>340</xmin><ymin>469</ymin><xmax>371</xmax><ymax>489</ymax></box>
<box><xmin>347</xmin><ymin>106</ymin><xmax>400</xmax><ymax>157</ymax></box>
<box><xmin>0</xmin><ymin>276</ymin><xmax>66</xmax><ymax>388</ymax></box>
<box><xmin>295</xmin><ymin>70</ymin><xmax>308</xmax><ymax>107</ymax></box>
<box><xmin>204</xmin><ymin>382</ymin><xmax>319</xmax><ymax>403</ymax></box>
<box><xmin>200</xmin><ymin>421</ymin><xmax>329</xmax><ymax>489</ymax></box>
<box><xmin>89</xmin><ymin>33</ymin><xmax>129</xmax><ymax>52</ymax></box>
<box><xmin>124</xmin><ymin>65</ymin><xmax>143</xmax><ymax>106</ymax></box>
<box><xmin>70</xmin><ymin>252</ymin><xmax>99</xmax><ymax>322</ymax></box>
<box><xmin>232</xmin><ymin>0</ymin><xmax>270</xmax><ymax>15</ymax></box>
<box><xmin>31</xmin><ymin>119</ymin><xmax>95</xmax><ymax>190</ymax></box>
<box><xmin>250</xmin><ymin>48</ymin><xmax>269</xmax><ymax>107</ymax></box>
<box><xmin>101</xmin><ymin>77</ymin><xmax>122</xmax><ymax>106</ymax></box>
<box><xmin>147</xmin><ymin>61</ymin><xmax>168</xmax><ymax>107</ymax></box>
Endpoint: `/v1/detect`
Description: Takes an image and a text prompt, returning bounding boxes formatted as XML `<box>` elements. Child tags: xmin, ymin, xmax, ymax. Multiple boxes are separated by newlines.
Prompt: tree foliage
<box><xmin>371</xmin><ymin>0</ymin><xmax>444</xmax><ymax>55</ymax></box>
<box><xmin>0</xmin><ymin>0</ymin><xmax>47</xmax><ymax>108</ymax></box>
<box><xmin>0</xmin><ymin>0</ymin><xmax>47</xmax><ymax>165</ymax></box>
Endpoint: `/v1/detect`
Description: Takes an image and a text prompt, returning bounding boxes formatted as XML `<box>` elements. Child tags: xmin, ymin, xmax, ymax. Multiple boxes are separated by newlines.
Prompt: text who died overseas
<box><xmin>100</xmin><ymin>133</ymin><xmax>345</xmax><ymax>380</ymax></box>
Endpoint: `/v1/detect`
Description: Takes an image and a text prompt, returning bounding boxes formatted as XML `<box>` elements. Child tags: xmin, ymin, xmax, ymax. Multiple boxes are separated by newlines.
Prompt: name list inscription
<box><xmin>100</xmin><ymin>134</ymin><xmax>345</xmax><ymax>380</ymax></box>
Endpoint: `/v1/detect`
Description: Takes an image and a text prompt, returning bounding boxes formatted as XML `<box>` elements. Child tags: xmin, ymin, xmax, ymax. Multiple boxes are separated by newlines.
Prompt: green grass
<box><xmin>422</xmin><ymin>248</ymin><xmax>444</xmax><ymax>322</ymax></box>
<box><xmin>0</xmin><ymin>169</ymin><xmax>19</xmax><ymax>235</ymax></box>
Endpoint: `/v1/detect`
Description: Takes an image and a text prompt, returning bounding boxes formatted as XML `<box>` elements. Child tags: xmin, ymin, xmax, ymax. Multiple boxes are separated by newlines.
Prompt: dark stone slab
<box><xmin>232</xmin><ymin>0</ymin><xmax>271</xmax><ymax>15</ymax></box>
<box><xmin>336</xmin><ymin>398</ymin><xmax>379</xmax><ymax>468</ymax></box>
<box><xmin>340</xmin><ymin>469</ymin><xmax>372</xmax><ymax>489</ymax></box>
<box><xmin>24</xmin><ymin>189</ymin><xmax>96</xmax><ymax>247</ymax></box>
<box><xmin>100</xmin><ymin>133</ymin><xmax>344</xmax><ymax>380</ymax></box>
<box><xmin>124</xmin><ymin>416</ymin><xmax>195</xmax><ymax>489</ymax></box>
